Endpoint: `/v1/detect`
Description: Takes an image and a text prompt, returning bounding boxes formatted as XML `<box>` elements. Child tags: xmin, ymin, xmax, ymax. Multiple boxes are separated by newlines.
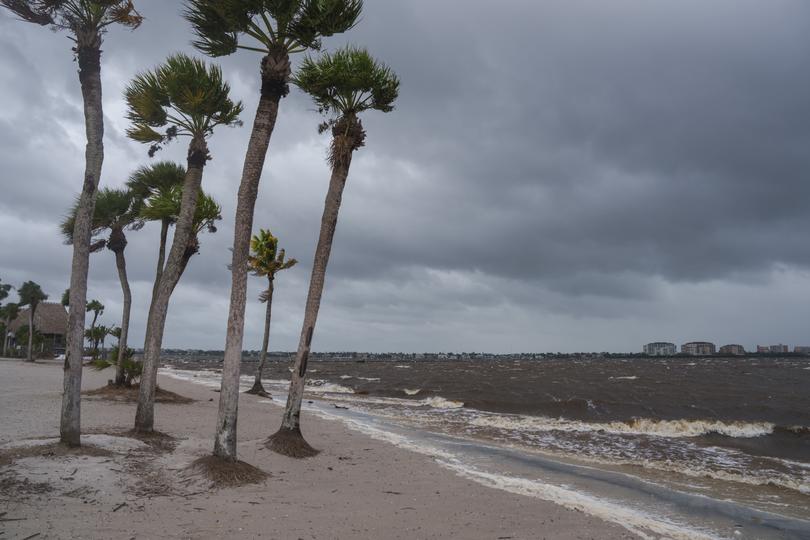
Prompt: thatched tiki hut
<box><xmin>9</xmin><ymin>302</ymin><xmax>69</xmax><ymax>356</ymax></box>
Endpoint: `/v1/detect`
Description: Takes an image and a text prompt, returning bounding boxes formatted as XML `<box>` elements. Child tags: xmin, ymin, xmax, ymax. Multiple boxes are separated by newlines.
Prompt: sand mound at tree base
<box><xmin>265</xmin><ymin>426</ymin><xmax>319</xmax><ymax>458</ymax></box>
<box><xmin>182</xmin><ymin>456</ymin><xmax>268</xmax><ymax>489</ymax></box>
<box><xmin>84</xmin><ymin>383</ymin><xmax>193</xmax><ymax>404</ymax></box>
<box><xmin>244</xmin><ymin>382</ymin><xmax>272</xmax><ymax>398</ymax></box>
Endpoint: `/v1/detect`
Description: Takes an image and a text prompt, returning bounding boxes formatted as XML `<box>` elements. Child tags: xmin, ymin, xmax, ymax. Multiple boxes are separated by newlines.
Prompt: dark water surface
<box><xmin>163</xmin><ymin>355</ymin><xmax>810</xmax><ymax>532</ymax></box>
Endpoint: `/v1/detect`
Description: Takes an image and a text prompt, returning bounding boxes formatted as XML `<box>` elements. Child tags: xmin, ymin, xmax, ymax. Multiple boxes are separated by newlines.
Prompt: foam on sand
<box><xmin>330</xmin><ymin>414</ymin><xmax>720</xmax><ymax>540</ymax></box>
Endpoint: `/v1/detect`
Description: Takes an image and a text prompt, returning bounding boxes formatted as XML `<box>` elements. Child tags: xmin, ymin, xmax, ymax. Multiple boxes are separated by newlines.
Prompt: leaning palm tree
<box><xmin>1</xmin><ymin>303</ymin><xmax>19</xmax><ymax>357</ymax></box>
<box><xmin>126</xmin><ymin>53</ymin><xmax>243</xmax><ymax>433</ymax></box>
<box><xmin>86</xmin><ymin>299</ymin><xmax>104</xmax><ymax>336</ymax></box>
<box><xmin>268</xmin><ymin>47</ymin><xmax>399</xmax><ymax>457</ymax></box>
<box><xmin>62</xmin><ymin>189</ymin><xmax>138</xmax><ymax>385</ymax></box>
<box><xmin>1</xmin><ymin>0</ymin><xmax>142</xmax><ymax>447</ymax></box>
<box><xmin>139</xmin><ymin>185</ymin><xmax>222</xmax><ymax>289</ymax></box>
<box><xmin>184</xmin><ymin>0</ymin><xmax>363</xmax><ymax>461</ymax></box>
<box><xmin>18</xmin><ymin>281</ymin><xmax>48</xmax><ymax>363</ymax></box>
<box><xmin>245</xmin><ymin>229</ymin><xmax>297</xmax><ymax>398</ymax></box>
<box><xmin>125</xmin><ymin>161</ymin><xmax>186</xmax><ymax>301</ymax></box>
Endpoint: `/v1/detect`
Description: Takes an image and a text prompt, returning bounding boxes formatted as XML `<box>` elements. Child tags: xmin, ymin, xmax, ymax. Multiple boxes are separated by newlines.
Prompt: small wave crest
<box><xmin>421</xmin><ymin>396</ymin><xmax>465</xmax><ymax>409</ymax></box>
<box><xmin>469</xmin><ymin>415</ymin><xmax>776</xmax><ymax>439</ymax></box>
<box><xmin>305</xmin><ymin>379</ymin><xmax>355</xmax><ymax>394</ymax></box>
<box><xmin>403</xmin><ymin>388</ymin><xmax>421</xmax><ymax>396</ymax></box>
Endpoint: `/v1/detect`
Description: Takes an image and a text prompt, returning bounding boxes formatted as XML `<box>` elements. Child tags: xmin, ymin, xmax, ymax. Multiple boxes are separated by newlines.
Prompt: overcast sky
<box><xmin>1</xmin><ymin>0</ymin><xmax>809</xmax><ymax>353</ymax></box>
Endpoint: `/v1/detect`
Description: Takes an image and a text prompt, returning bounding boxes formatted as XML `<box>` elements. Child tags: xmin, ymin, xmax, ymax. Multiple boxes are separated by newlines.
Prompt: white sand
<box><xmin>0</xmin><ymin>359</ymin><xmax>636</xmax><ymax>539</ymax></box>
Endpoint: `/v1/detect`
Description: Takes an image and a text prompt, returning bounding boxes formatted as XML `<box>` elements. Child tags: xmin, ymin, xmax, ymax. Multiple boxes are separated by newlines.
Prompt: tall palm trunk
<box><xmin>135</xmin><ymin>139</ymin><xmax>209</xmax><ymax>433</ymax></box>
<box><xmin>152</xmin><ymin>219</ymin><xmax>170</xmax><ymax>301</ymax></box>
<box><xmin>110</xmin><ymin>227</ymin><xmax>131</xmax><ymax>386</ymax></box>
<box><xmin>25</xmin><ymin>305</ymin><xmax>35</xmax><ymax>362</ymax></box>
<box><xmin>247</xmin><ymin>278</ymin><xmax>274</xmax><ymax>397</ymax></box>
<box><xmin>214</xmin><ymin>51</ymin><xmax>290</xmax><ymax>461</ymax></box>
<box><xmin>61</xmin><ymin>36</ymin><xmax>104</xmax><ymax>447</ymax></box>
<box><xmin>2</xmin><ymin>319</ymin><xmax>9</xmax><ymax>356</ymax></box>
<box><xmin>268</xmin><ymin>137</ymin><xmax>356</xmax><ymax>458</ymax></box>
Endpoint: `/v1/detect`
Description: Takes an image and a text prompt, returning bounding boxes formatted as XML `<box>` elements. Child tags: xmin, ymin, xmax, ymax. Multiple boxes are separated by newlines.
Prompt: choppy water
<box><xmin>161</xmin><ymin>355</ymin><xmax>810</xmax><ymax>538</ymax></box>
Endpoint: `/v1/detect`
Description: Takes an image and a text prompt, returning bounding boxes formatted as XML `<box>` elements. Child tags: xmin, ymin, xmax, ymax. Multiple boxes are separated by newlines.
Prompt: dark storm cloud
<box><xmin>1</xmin><ymin>0</ymin><xmax>809</xmax><ymax>352</ymax></box>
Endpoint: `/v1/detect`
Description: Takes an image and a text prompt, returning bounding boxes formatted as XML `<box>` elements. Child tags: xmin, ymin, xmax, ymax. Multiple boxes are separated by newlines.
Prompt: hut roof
<box><xmin>8</xmin><ymin>303</ymin><xmax>68</xmax><ymax>336</ymax></box>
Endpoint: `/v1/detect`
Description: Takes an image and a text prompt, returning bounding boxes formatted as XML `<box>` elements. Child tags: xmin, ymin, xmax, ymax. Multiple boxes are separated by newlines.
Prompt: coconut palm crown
<box><xmin>125</xmin><ymin>53</ymin><xmax>243</xmax><ymax>159</ymax></box>
<box><xmin>249</xmin><ymin>229</ymin><xmax>297</xmax><ymax>300</ymax></box>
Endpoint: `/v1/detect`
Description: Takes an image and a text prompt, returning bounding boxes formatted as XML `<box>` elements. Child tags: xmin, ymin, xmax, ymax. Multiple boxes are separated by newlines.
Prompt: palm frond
<box><xmin>293</xmin><ymin>45</ymin><xmax>399</xmax><ymax>118</ymax></box>
<box><xmin>125</xmin><ymin>53</ymin><xmax>243</xmax><ymax>153</ymax></box>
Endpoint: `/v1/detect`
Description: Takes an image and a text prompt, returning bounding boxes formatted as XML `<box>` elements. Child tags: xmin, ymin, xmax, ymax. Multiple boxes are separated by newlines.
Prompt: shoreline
<box><xmin>0</xmin><ymin>358</ymin><xmax>634</xmax><ymax>539</ymax></box>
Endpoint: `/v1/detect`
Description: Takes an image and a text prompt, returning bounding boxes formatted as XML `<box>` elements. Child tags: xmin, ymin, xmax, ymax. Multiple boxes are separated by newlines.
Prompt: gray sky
<box><xmin>1</xmin><ymin>0</ymin><xmax>809</xmax><ymax>353</ymax></box>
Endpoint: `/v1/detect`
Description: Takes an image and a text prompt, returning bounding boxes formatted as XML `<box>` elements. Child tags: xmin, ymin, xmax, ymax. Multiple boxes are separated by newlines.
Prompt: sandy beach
<box><xmin>0</xmin><ymin>359</ymin><xmax>634</xmax><ymax>540</ymax></box>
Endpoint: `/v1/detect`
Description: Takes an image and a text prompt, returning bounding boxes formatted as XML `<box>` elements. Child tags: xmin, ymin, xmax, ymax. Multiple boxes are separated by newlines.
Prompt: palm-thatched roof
<box><xmin>8</xmin><ymin>303</ymin><xmax>68</xmax><ymax>336</ymax></box>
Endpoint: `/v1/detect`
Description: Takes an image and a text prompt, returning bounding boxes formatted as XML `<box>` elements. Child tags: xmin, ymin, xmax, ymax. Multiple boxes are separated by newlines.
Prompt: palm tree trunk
<box><xmin>214</xmin><ymin>51</ymin><xmax>289</xmax><ymax>461</ymax></box>
<box><xmin>152</xmin><ymin>219</ymin><xmax>170</xmax><ymax>301</ymax></box>
<box><xmin>2</xmin><ymin>318</ymin><xmax>8</xmax><ymax>356</ymax></box>
<box><xmin>267</xmin><ymin>148</ymin><xmax>354</xmax><ymax>458</ymax></box>
<box><xmin>61</xmin><ymin>40</ymin><xmax>104</xmax><ymax>447</ymax></box>
<box><xmin>114</xmin><ymin>249</ymin><xmax>131</xmax><ymax>386</ymax></box>
<box><xmin>135</xmin><ymin>140</ymin><xmax>208</xmax><ymax>433</ymax></box>
<box><xmin>26</xmin><ymin>306</ymin><xmax>34</xmax><ymax>362</ymax></box>
<box><xmin>247</xmin><ymin>279</ymin><xmax>274</xmax><ymax>396</ymax></box>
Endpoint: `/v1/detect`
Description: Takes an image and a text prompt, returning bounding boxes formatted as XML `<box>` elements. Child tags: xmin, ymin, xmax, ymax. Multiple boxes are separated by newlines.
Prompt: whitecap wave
<box><xmin>469</xmin><ymin>414</ymin><xmax>776</xmax><ymax>439</ymax></box>
<box><xmin>404</xmin><ymin>388</ymin><xmax>421</xmax><ymax>395</ymax></box>
<box><xmin>421</xmin><ymin>396</ymin><xmax>465</xmax><ymax>409</ymax></box>
<box><xmin>610</xmin><ymin>376</ymin><xmax>638</xmax><ymax>380</ymax></box>
<box><xmin>306</xmin><ymin>379</ymin><xmax>355</xmax><ymax>394</ymax></box>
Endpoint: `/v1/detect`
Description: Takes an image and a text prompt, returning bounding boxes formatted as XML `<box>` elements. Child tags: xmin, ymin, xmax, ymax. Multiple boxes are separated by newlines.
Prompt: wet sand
<box><xmin>0</xmin><ymin>358</ymin><xmax>635</xmax><ymax>539</ymax></box>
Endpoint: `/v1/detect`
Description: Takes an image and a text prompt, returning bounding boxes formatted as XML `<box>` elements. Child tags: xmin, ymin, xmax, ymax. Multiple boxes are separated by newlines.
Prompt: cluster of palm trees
<box><xmin>2</xmin><ymin>0</ymin><xmax>399</xmax><ymax>467</ymax></box>
<box><xmin>0</xmin><ymin>279</ymin><xmax>48</xmax><ymax>361</ymax></box>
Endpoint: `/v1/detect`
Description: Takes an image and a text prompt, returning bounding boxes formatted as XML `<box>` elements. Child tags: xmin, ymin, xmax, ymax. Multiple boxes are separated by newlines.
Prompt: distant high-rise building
<box><xmin>643</xmin><ymin>342</ymin><xmax>676</xmax><ymax>356</ymax></box>
<box><xmin>719</xmin><ymin>344</ymin><xmax>745</xmax><ymax>355</ymax></box>
<box><xmin>769</xmin><ymin>344</ymin><xmax>789</xmax><ymax>353</ymax></box>
<box><xmin>681</xmin><ymin>342</ymin><xmax>716</xmax><ymax>355</ymax></box>
<box><xmin>794</xmin><ymin>346</ymin><xmax>810</xmax><ymax>354</ymax></box>
<box><xmin>757</xmin><ymin>345</ymin><xmax>770</xmax><ymax>353</ymax></box>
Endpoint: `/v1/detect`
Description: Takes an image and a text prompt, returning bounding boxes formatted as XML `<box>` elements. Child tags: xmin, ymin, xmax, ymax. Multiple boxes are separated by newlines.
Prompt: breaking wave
<box><xmin>469</xmin><ymin>415</ymin><xmax>777</xmax><ymax>439</ymax></box>
<box><xmin>421</xmin><ymin>396</ymin><xmax>465</xmax><ymax>409</ymax></box>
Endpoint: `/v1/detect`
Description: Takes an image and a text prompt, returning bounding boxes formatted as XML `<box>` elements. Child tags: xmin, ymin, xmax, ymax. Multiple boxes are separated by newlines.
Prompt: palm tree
<box><xmin>0</xmin><ymin>279</ymin><xmax>11</xmax><ymax>304</ymax></box>
<box><xmin>125</xmin><ymin>162</ymin><xmax>186</xmax><ymax>301</ymax></box>
<box><xmin>245</xmin><ymin>229</ymin><xmax>297</xmax><ymax>398</ymax></box>
<box><xmin>139</xmin><ymin>185</ymin><xmax>223</xmax><ymax>287</ymax></box>
<box><xmin>268</xmin><ymin>47</ymin><xmax>398</xmax><ymax>457</ymax></box>
<box><xmin>184</xmin><ymin>0</ymin><xmax>362</xmax><ymax>461</ymax></box>
<box><xmin>126</xmin><ymin>53</ymin><xmax>242</xmax><ymax>433</ymax></box>
<box><xmin>86</xmin><ymin>299</ymin><xmax>105</xmax><ymax>336</ymax></box>
<box><xmin>1</xmin><ymin>303</ymin><xmax>19</xmax><ymax>357</ymax></box>
<box><xmin>62</xmin><ymin>189</ymin><xmax>138</xmax><ymax>385</ymax></box>
<box><xmin>84</xmin><ymin>324</ymin><xmax>109</xmax><ymax>359</ymax></box>
<box><xmin>18</xmin><ymin>281</ymin><xmax>48</xmax><ymax>363</ymax></box>
<box><xmin>1</xmin><ymin>0</ymin><xmax>142</xmax><ymax>448</ymax></box>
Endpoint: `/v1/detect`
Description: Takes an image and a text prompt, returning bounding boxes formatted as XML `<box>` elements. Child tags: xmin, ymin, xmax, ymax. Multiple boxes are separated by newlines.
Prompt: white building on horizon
<box><xmin>643</xmin><ymin>342</ymin><xmax>676</xmax><ymax>356</ymax></box>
